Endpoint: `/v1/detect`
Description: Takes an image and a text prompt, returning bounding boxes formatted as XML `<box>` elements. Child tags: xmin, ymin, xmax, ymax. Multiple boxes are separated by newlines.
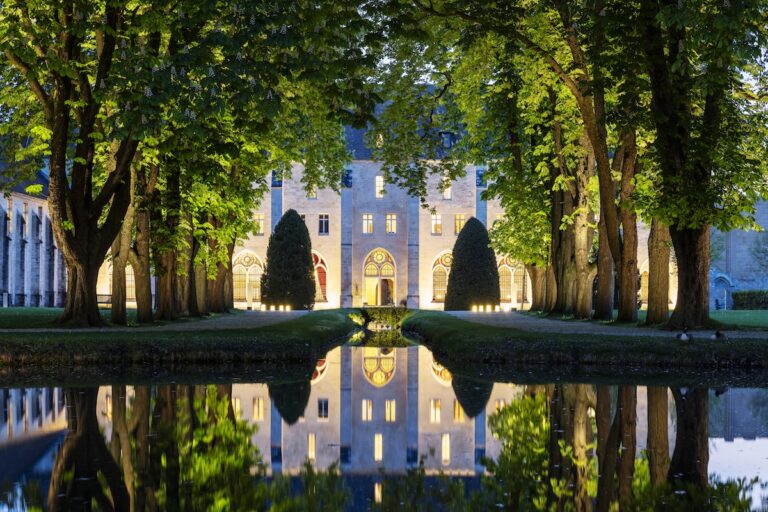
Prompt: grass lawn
<box><xmin>402</xmin><ymin>311</ymin><xmax>768</xmax><ymax>381</ymax></box>
<box><xmin>523</xmin><ymin>308</ymin><xmax>768</xmax><ymax>329</ymax></box>
<box><xmin>0</xmin><ymin>309</ymin><xmax>359</xmax><ymax>370</ymax></box>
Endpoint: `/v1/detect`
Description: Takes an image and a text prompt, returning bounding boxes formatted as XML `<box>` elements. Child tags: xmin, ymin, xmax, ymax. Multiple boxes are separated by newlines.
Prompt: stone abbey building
<box><xmin>2</xmin><ymin>129</ymin><xmax>764</xmax><ymax>311</ymax></box>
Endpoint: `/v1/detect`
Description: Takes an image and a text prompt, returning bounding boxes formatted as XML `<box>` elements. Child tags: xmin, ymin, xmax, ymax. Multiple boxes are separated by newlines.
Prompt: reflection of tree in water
<box><xmin>48</xmin><ymin>388</ymin><xmax>129</xmax><ymax>511</ymax></box>
<box><xmin>45</xmin><ymin>383</ymin><xmax>757</xmax><ymax>511</ymax></box>
<box><xmin>451</xmin><ymin>376</ymin><xmax>493</xmax><ymax>418</ymax></box>
<box><xmin>268</xmin><ymin>380</ymin><xmax>311</xmax><ymax>425</ymax></box>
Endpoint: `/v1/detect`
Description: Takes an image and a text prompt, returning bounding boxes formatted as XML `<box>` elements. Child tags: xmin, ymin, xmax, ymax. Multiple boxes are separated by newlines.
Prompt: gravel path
<box><xmin>0</xmin><ymin>311</ymin><xmax>308</xmax><ymax>333</ymax></box>
<box><xmin>448</xmin><ymin>311</ymin><xmax>768</xmax><ymax>339</ymax></box>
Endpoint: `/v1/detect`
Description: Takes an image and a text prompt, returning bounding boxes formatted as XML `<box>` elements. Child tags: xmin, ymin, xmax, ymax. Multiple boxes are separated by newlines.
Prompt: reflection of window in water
<box><xmin>430</xmin><ymin>399</ymin><xmax>441</xmax><ymax>424</ymax></box>
<box><xmin>453</xmin><ymin>400</ymin><xmax>465</xmax><ymax>423</ymax></box>
<box><xmin>363</xmin><ymin>347</ymin><xmax>396</xmax><ymax>387</ymax></box>
<box><xmin>318</xmin><ymin>398</ymin><xmax>329</xmax><ymax>420</ymax></box>
<box><xmin>442</xmin><ymin>433</ymin><xmax>451</xmax><ymax>464</ymax></box>
<box><xmin>253</xmin><ymin>397</ymin><xmax>264</xmax><ymax>422</ymax></box>
<box><xmin>374</xmin><ymin>482</ymin><xmax>383</xmax><ymax>504</ymax></box>
<box><xmin>308</xmin><ymin>433</ymin><xmax>316</xmax><ymax>461</ymax></box>
<box><xmin>374</xmin><ymin>433</ymin><xmax>383</xmax><ymax>461</ymax></box>
<box><xmin>362</xmin><ymin>399</ymin><xmax>373</xmax><ymax>421</ymax></box>
<box><xmin>385</xmin><ymin>399</ymin><xmax>396</xmax><ymax>422</ymax></box>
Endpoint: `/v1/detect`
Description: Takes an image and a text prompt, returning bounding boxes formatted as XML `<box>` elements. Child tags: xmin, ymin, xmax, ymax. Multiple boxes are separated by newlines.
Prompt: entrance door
<box><xmin>363</xmin><ymin>249</ymin><xmax>397</xmax><ymax>306</ymax></box>
<box><xmin>379</xmin><ymin>278</ymin><xmax>394</xmax><ymax>305</ymax></box>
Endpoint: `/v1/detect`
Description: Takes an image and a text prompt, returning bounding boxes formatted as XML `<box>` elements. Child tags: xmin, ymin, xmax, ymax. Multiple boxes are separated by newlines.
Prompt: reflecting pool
<box><xmin>1</xmin><ymin>345</ymin><xmax>767</xmax><ymax>510</ymax></box>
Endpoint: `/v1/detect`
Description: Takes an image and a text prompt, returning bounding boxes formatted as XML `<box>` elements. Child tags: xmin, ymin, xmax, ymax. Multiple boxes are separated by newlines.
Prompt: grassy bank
<box><xmin>0</xmin><ymin>309</ymin><xmax>359</xmax><ymax>371</ymax></box>
<box><xmin>523</xmin><ymin>308</ymin><xmax>768</xmax><ymax>329</ymax></box>
<box><xmin>403</xmin><ymin>311</ymin><xmax>768</xmax><ymax>376</ymax></box>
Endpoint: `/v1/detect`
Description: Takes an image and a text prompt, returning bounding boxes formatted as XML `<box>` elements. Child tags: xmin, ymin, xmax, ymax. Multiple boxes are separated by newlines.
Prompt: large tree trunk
<box><xmin>646</xmin><ymin>386</ymin><xmax>670</xmax><ymax>487</ymax></box>
<box><xmin>594</xmin><ymin>217</ymin><xmax>615</xmax><ymax>320</ymax></box>
<box><xmin>155</xmin><ymin>251</ymin><xmax>179</xmax><ymax>321</ymax></box>
<box><xmin>668</xmin><ymin>388</ymin><xmax>709</xmax><ymax>489</ymax></box>
<box><xmin>527</xmin><ymin>264</ymin><xmax>548</xmax><ymax>311</ymax></box>
<box><xmin>668</xmin><ymin>227</ymin><xmax>710</xmax><ymax>328</ymax></box>
<box><xmin>154</xmin><ymin>161</ymin><xmax>181</xmax><ymax>321</ymax></box>
<box><xmin>573</xmin><ymin>140</ymin><xmax>596</xmax><ymax>319</ymax></box>
<box><xmin>61</xmin><ymin>262</ymin><xmax>103</xmax><ymax>327</ymax></box>
<box><xmin>646</xmin><ymin>220</ymin><xmax>671</xmax><ymax>324</ymax></box>
<box><xmin>615</xmin><ymin>138</ymin><xmax>639</xmax><ymax>323</ymax></box>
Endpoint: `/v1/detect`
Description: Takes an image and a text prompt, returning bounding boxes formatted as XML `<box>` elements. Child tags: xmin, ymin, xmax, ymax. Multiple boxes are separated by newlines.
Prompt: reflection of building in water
<box><xmin>231</xmin><ymin>346</ymin><xmax>522</xmax><ymax>477</ymax></box>
<box><xmin>0</xmin><ymin>387</ymin><xmax>67</xmax><ymax>441</ymax></box>
<box><xmin>0</xmin><ymin>387</ymin><xmax>68</xmax><ymax>487</ymax></box>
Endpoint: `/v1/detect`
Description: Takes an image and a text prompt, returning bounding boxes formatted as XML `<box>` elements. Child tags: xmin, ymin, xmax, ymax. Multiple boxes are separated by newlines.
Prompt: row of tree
<box><xmin>0</xmin><ymin>0</ymin><xmax>381</xmax><ymax>325</ymax></box>
<box><xmin>370</xmin><ymin>0</ymin><xmax>768</xmax><ymax>327</ymax></box>
<box><xmin>1</xmin><ymin>1</ymin><xmax>766</xmax><ymax>327</ymax></box>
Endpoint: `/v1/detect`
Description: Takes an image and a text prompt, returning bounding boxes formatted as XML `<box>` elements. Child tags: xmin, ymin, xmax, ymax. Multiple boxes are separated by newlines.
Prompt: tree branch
<box><xmin>5</xmin><ymin>50</ymin><xmax>54</xmax><ymax>124</ymax></box>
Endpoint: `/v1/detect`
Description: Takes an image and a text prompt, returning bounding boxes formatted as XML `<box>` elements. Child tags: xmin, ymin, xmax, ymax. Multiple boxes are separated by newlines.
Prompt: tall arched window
<box><xmin>126</xmin><ymin>264</ymin><xmax>136</xmax><ymax>301</ymax></box>
<box><xmin>499</xmin><ymin>265</ymin><xmax>513</xmax><ymax>303</ymax></box>
<box><xmin>232</xmin><ymin>252</ymin><xmax>264</xmax><ymax>303</ymax></box>
<box><xmin>514</xmin><ymin>268</ymin><xmax>527</xmax><ymax>304</ymax></box>
<box><xmin>313</xmin><ymin>252</ymin><xmax>328</xmax><ymax>302</ymax></box>
<box><xmin>432</xmin><ymin>253</ymin><xmax>452</xmax><ymax>302</ymax></box>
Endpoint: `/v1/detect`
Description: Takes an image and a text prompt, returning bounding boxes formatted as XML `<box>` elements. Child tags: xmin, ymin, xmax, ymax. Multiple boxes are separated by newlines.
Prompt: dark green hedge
<box><xmin>261</xmin><ymin>209</ymin><xmax>316</xmax><ymax>310</ymax></box>
<box><xmin>732</xmin><ymin>290</ymin><xmax>768</xmax><ymax>310</ymax></box>
<box><xmin>445</xmin><ymin>217</ymin><xmax>500</xmax><ymax>310</ymax></box>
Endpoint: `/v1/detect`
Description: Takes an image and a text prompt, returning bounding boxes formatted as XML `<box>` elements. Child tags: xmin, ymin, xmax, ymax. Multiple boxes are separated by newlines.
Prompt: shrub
<box><xmin>445</xmin><ymin>217</ymin><xmax>500</xmax><ymax>311</ymax></box>
<box><xmin>260</xmin><ymin>209</ymin><xmax>316</xmax><ymax>310</ymax></box>
<box><xmin>732</xmin><ymin>290</ymin><xmax>768</xmax><ymax>310</ymax></box>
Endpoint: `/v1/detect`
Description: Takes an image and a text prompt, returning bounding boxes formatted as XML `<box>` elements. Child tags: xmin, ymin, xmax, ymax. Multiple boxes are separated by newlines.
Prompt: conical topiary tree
<box><xmin>260</xmin><ymin>209</ymin><xmax>316</xmax><ymax>310</ymax></box>
<box><xmin>445</xmin><ymin>217</ymin><xmax>500</xmax><ymax>310</ymax></box>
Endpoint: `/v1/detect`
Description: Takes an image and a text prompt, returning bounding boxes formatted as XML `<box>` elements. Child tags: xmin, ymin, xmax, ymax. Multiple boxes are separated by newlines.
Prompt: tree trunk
<box><xmin>646</xmin><ymin>386</ymin><xmax>670</xmax><ymax>486</ymax></box>
<box><xmin>573</xmin><ymin>384</ymin><xmax>592</xmax><ymax>512</ymax></box>
<box><xmin>668</xmin><ymin>388</ymin><xmax>709</xmax><ymax>489</ymax></box>
<box><xmin>187</xmin><ymin>237</ymin><xmax>201</xmax><ymax>317</ymax></box>
<box><xmin>155</xmin><ymin>251</ymin><xmax>179</xmax><ymax>321</ymax></box>
<box><xmin>646</xmin><ymin>220</ymin><xmax>671</xmax><ymax>324</ymax></box>
<box><xmin>594</xmin><ymin>217</ymin><xmax>614</xmax><ymax>320</ymax></box>
<box><xmin>527</xmin><ymin>264</ymin><xmax>547</xmax><ymax>311</ymax></box>
<box><xmin>616</xmin><ymin>386</ymin><xmax>637</xmax><ymax>508</ymax></box>
<box><xmin>129</xmin><ymin>162</ymin><xmax>157</xmax><ymax>324</ymax></box>
<box><xmin>61</xmin><ymin>263</ymin><xmax>103</xmax><ymax>327</ymax></box>
<box><xmin>668</xmin><ymin>226</ymin><xmax>710</xmax><ymax>328</ymax></box>
<box><xmin>111</xmin><ymin>258</ymin><xmax>128</xmax><ymax>325</ymax></box>
<box><xmin>615</xmin><ymin>140</ymin><xmax>639</xmax><ymax>323</ymax></box>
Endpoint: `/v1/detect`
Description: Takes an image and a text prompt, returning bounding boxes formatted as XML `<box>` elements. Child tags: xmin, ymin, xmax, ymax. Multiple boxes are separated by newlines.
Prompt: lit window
<box><xmin>374</xmin><ymin>433</ymin><xmax>383</xmax><ymax>461</ymax></box>
<box><xmin>362</xmin><ymin>399</ymin><xmax>373</xmax><ymax>421</ymax></box>
<box><xmin>430</xmin><ymin>399</ymin><xmax>441</xmax><ymax>424</ymax></box>
<box><xmin>385</xmin><ymin>399</ymin><xmax>396</xmax><ymax>422</ymax></box>
<box><xmin>431</xmin><ymin>214</ymin><xmax>442</xmax><ymax>235</ymax></box>
<box><xmin>362</xmin><ymin>214</ymin><xmax>373</xmax><ymax>234</ymax></box>
<box><xmin>374</xmin><ymin>483</ymin><xmax>383</xmax><ymax>504</ymax></box>
<box><xmin>254</xmin><ymin>213</ymin><xmax>265</xmax><ymax>235</ymax></box>
<box><xmin>495</xmin><ymin>399</ymin><xmax>506</xmax><ymax>412</ymax></box>
<box><xmin>453</xmin><ymin>400</ymin><xmax>465</xmax><ymax>423</ymax></box>
<box><xmin>386</xmin><ymin>214</ymin><xmax>397</xmax><ymax>234</ymax></box>
<box><xmin>233</xmin><ymin>397</ymin><xmax>242</xmax><ymax>419</ymax></box>
<box><xmin>253</xmin><ymin>397</ymin><xmax>264</xmax><ymax>421</ymax></box>
<box><xmin>443</xmin><ymin>185</ymin><xmax>452</xmax><ymax>200</ymax></box>
<box><xmin>105</xmin><ymin>394</ymin><xmax>112</xmax><ymax>420</ymax></box>
<box><xmin>375</xmin><ymin>175</ymin><xmax>385</xmax><ymax>198</ymax></box>
<box><xmin>454</xmin><ymin>214</ymin><xmax>465</xmax><ymax>235</ymax></box>
<box><xmin>441</xmin><ymin>434</ymin><xmax>451</xmax><ymax>464</ymax></box>
<box><xmin>308</xmin><ymin>433</ymin><xmax>316</xmax><ymax>461</ymax></box>
<box><xmin>318</xmin><ymin>214</ymin><xmax>329</xmax><ymax>235</ymax></box>
<box><xmin>499</xmin><ymin>266</ymin><xmax>513</xmax><ymax>303</ymax></box>
<box><xmin>307</xmin><ymin>186</ymin><xmax>317</xmax><ymax>199</ymax></box>
<box><xmin>515</xmin><ymin>269</ymin><xmax>528</xmax><ymax>304</ymax></box>
<box><xmin>318</xmin><ymin>398</ymin><xmax>329</xmax><ymax>420</ymax></box>
<box><xmin>432</xmin><ymin>267</ymin><xmax>447</xmax><ymax>302</ymax></box>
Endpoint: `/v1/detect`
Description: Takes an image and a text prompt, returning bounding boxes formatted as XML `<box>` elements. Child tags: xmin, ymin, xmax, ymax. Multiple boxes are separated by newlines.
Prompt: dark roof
<box><xmin>345</xmin><ymin>125</ymin><xmax>374</xmax><ymax>160</ymax></box>
<box><xmin>1</xmin><ymin>168</ymin><xmax>50</xmax><ymax>198</ymax></box>
<box><xmin>13</xmin><ymin>170</ymin><xmax>49</xmax><ymax>198</ymax></box>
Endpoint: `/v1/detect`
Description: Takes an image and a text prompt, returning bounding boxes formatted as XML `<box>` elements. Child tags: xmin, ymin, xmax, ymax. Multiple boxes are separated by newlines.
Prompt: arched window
<box><xmin>233</xmin><ymin>265</ymin><xmax>247</xmax><ymax>302</ymax></box>
<box><xmin>232</xmin><ymin>252</ymin><xmax>264</xmax><ymax>303</ymax></box>
<box><xmin>432</xmin><ymin>253</ymin><xmax>452</xmax><ymax>302</ymax></box>
<box><xmin>499</xmin><ymin>265</ymin><xmax>513</xmax><ymax>303</ymax></box>
<box><xmin>514</xmin><ymin>268</ymin><xmax>528</xmax><ymax>304</ymax></box>
<box><xmin>640</xmin><ymin>271</ymin><xmax>649</xmax><ymax>305</ymax></box>
<box><xmin>313</xmin><ymin>252</ymin><xmax>328</xmax><ymax>302</ymax></box>
<box><xmin>126</xmin><ymin>264</ymin><xmax>136</xmax><ymax>301</ymax></box>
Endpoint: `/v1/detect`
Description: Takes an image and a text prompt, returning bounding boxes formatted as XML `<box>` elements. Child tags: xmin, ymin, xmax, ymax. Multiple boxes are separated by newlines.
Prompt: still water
<box><xmin>1</xmin><ymin>345</ymin><xmax>767</xmax><ymax>511</ymax></box>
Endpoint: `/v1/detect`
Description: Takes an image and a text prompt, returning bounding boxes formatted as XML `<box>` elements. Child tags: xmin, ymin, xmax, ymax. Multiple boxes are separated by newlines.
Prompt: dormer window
<box><xmin>375</xmin><ymin>176</ymin><xmax>385</xmax><ymax>198</ymax></box>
